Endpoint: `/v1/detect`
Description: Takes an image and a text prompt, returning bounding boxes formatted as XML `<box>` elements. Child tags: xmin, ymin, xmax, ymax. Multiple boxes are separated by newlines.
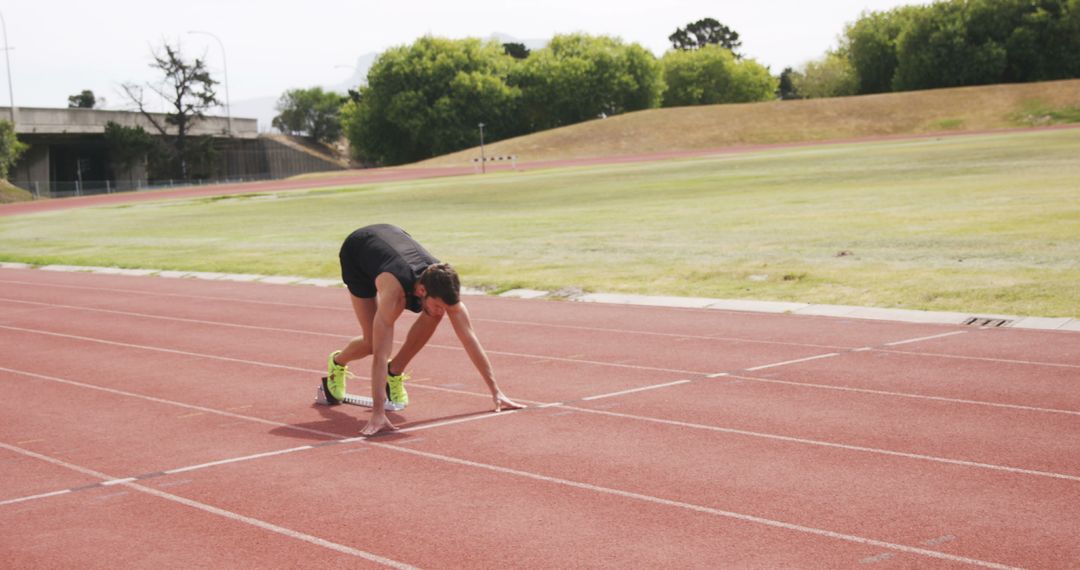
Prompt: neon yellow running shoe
<box><xmin>386</xmin><ymin>362</ymin><xmax>409</xmax><ymax>408</ymax></box>
<box><xmin>326</xmin><ymin>350</ymin><xmax>347</xmax><ymax>402</ymax></box>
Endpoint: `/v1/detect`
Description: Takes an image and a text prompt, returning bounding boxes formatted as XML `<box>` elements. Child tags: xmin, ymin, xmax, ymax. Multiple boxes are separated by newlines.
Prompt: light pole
<box><xmin>187</xmin><ymin>30</ymin><xmax>231</xmax><ymax>136</ymax></box>
<box><xmin>478</xmin><ymin>122</ymin><xmax>486</xmax><ymax>174</ymax></box>
<box><xmin>0</xmin><ymin>10</ymin><xmax>15</xmax><ymax>126</ymax></box>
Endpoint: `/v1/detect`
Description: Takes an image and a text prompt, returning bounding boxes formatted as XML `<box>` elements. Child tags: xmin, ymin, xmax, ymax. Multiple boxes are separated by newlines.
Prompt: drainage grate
<box><xmin>962</xmin><ymin>317</ymin><xmax>1013</xmax><ymax>328</ymax></box>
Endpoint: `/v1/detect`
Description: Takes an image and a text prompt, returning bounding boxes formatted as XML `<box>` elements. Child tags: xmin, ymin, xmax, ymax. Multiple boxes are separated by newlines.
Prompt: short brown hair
<box><xmin>419</xmin><ymin>263</ymin><xmax>460</xmax><ymax>305</ymax></box>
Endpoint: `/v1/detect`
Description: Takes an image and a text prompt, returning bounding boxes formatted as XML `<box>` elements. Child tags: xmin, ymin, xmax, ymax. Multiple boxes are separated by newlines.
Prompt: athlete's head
<box><xmin>418</xmin><ymin>263</ymin><xmax>460</xmax><ymax>315</ymax></box>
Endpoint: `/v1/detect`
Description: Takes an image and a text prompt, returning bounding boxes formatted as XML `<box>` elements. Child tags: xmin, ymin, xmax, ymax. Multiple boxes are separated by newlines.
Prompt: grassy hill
<box><xmin>0</xmin><ymin>180</ymin><xmax>33</xmax><ymax>204</ymax></box>
<box><xmin>420</xmin><ymin>79</ymin><xmax>1080</xmax><ymax>166</ymax></box>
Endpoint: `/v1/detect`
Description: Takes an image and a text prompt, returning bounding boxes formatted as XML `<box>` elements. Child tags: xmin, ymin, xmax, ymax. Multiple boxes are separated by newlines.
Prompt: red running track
<box><xmin>1</xmin><ymin>267</ymin><xmax>1078</xmax><ymax>568</ymax></box>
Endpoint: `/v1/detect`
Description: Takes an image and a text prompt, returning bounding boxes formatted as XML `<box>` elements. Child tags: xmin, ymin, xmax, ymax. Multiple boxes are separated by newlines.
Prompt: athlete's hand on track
<box><xmin>493</xmin><ymin>392</ymin><xmax>526</xmax><ymax>412</ymax></box>
<box><xmin>360</xmin><ymin>411</ymin><xmax>398</xmax><ymax>436</ymax></box>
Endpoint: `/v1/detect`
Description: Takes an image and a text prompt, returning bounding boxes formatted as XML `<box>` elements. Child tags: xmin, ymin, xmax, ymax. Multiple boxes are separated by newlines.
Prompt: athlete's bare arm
<box><xmin>446</xmin><ymin>302</ymin><xmax>526</xmax><ymax>412</ymax></box>
<box><xmin>360</xmin><ymin>272</ymin><xmax>406</xmax><ymax>436</ymax></box>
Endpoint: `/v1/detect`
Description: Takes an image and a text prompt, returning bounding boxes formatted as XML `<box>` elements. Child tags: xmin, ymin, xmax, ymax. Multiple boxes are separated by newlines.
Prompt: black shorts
<box><xmin>339</xmin><ymin>239</ymin><xmax>378</xmax><ymax>299</ymax></box>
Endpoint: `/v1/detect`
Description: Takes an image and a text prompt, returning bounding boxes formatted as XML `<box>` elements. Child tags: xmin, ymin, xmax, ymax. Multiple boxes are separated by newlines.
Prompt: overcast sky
<box><xmin>3</xmin><ymin>0</ymin><xmax>922</xmax><ymax>112</ymax></box>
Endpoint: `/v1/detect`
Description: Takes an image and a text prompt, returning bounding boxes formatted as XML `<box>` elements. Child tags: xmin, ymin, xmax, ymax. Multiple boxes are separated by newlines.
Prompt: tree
<box><xmin>843</xmin><ymin>0</ymin><xmax>1080</xmax><ymax>93</ymax></box>
<box><xmin>669</xmin><ymin>18</ymin><xmax>742</xmax><ymax>56</ymax></box>
<box><xmin>843</xmin><ymin>6</ymin><xmax>919</xmax><ymax>94</ymax></box>
<box><xmin>272</xmin><ymin>87</ymin><xmax>348</xmax><ymax>144</ymax></box>
<box><xmin>661</xmin><ymin>45</ymin><xmax>776</xmax><ymax>107</ymax></box>
<box><xmin>995</xmin><ymin>0</ymin><xmax>1080</xmax><ymax>82</ymax></box>
<box><xmin>67</xmin><ymin>90</ymin><xmax>97</xmax><ymax>109</ymax></box>
<box><xmin>103</xmin><ymin>121</ymin><xmax>156</xmax><ymax>183</ymax></box>
<box><xmin>0</xmin><ymin>120</ymin><xmax>27</xmax><ymax>180</ymax></box>
<box><xmin>892</xmin><ymin>1</ymin><xmax>1008</xmax><ymax>91</ymax></box>
<box><xmin>512</xmin><ymin>33</ymin><xmax>664</xmax><ymax>131</ymax></box>
<box><xmin>502</xmin><ymin>42</ymin><xmax>531</xmax><ymax>59</ymax></box>
<box><xmin>777</xmin><ymin>67</ymin><xmax>802</xmax><ymax>100</ymax></box>
<box><xmin>791</xmin><ymin>52</ymin><xmax>859</xmax><ymax>99</ymax></box>
<box><xmin>121</xmin><ymin>42</ymin><xmax>220</xmax><ymax>178</ymax></box>
<box><xmin>341</xmin><ymin>37</ymin><xmax>523</xmax><ymax>165</ymax></box>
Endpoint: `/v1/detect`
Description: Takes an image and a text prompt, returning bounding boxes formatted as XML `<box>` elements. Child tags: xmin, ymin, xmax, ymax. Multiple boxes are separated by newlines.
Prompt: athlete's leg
<box><xmin>337</xmin><ymin>293</ymin><xmax>377</xmax><ymax>364</ymax></box>
<box><xmin>389</xmin><ymin>310</ymin><xmax>443</xmax><ymax>373</ymax></box>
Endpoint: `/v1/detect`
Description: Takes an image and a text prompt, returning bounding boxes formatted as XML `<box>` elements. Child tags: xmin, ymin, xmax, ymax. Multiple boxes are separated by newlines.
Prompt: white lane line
<box><xmin>0</xmin><ymin>284</ymin><xmax>858</xmax><ymax>351</ymax></box>
<box><xmin>0</xmin><ymin>365</ymin><xmax>525</xmax><ymax>481</ymax></box>
<box><xmin>0</xmin><ymin>298</ymin><xmax>344</xmax><ymax>338</ymax></box>
<box><xmin>8</xmin><ymin>360</ymin><xmax>1077</xmax><ymax>486</ymax></box>
<box><xmin>478</xmin><ymin>317</ymin><xmax>850</xmax><ymax>350</ymax></box>
<box><xmin>0</xmin><ymin>279</ymin><xmax>337</xmax><ymax>311</ymax></box>
<box><xmin>744</xmin><ymin>353</ymin><xmax>840</xmax><ymax>372</ymax></box>
<box><xmin>884</xmin><ymin>331</ymin><xmax>968</xmax><ymax>347</ymax></box>
<box><xmin>3</xmin><ymin>289</ymin><xmax>1074</xmax><ymax>371</ymax></box>
<box><xmin>0</xmin><ymin>489</ymin><xmax>73</xmax><ymax>506</ymax></box>
<box><xmin>371</xmin><ymin>442</ymin><xmax>1019</xmax><ymax>570</ymax></box>
<box><xmin>101</xmin><ymin>477</ymin><xmax>137</xmax><ymax>486</ymax></box>
<box><xmin>427</xmin><ymin>344</ymin><xmax>706</xmax><ymax>375</ymax></box>
<box><xmin>581</xmin><ymin>380</ymin><xmax>692</xmax><ymax>401</ymax></box>
<box><xmin>0</xmin><ymin>366</ymin><xmax>336</xmax><ymax>440</ymax></box>
<box><xmin>163</xmin><ymin>446</ymin><xmax>316</xmax><ymax>475</ymax></box>
<box><xmin>0</xmin><ymin>367</ymin><xmax>1055</xmax><ymax>567</ymax></box>
<box><xmin>729</xmin><ymin>374</ymin><xmax>1080</xmax><ymax>417</ymax></box>
<box><xmin>132</xmin><ymin>484</ymin><xmax>419</xmax><ymax>570</ymax></box>
<box><xmin>0</xmin><ymin>442</ymin><xmax>417</xmax><ymax>570</ymax></box>
<box><xmin>0</xmin><ymin>321</ymin><xmax>710</xmax><ymax>377</ymax></box>
<box><xmin>878</xmin><ymin>348</ymin><xmax>1080</xmax><ymax>370</ymax></box>
<box><xmin>564</xmin><ymin>406</ymin><xmax>1080</xmax><ymax>483</ymax></box>
<box><xmin>2</xmin><ymin>438</ymin><xmax>1016</xmax><ymax>570</ymax></box>
<box><xmin>0</xmin><ymin>325</ymin><xmax>318</xmax><ymax>374</ymax></box>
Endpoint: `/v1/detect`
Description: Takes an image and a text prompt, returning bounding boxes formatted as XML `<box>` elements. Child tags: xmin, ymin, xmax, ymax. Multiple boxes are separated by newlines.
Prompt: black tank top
<box><xmin>343</xmin><ymin>224</ymin><xmax>439</xmax><ymax>313</ymax></box>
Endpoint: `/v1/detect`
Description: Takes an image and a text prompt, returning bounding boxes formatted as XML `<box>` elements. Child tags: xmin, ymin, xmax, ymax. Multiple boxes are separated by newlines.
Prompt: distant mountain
<box><xmin>329</xmin><ymin>52</ymin><xmax>379</xmax><ymax>92</ymax></box>
<box><xmin>233</xmin><ymin>33</ymin><xmax>548</xmax><ymax>132</ymax></box>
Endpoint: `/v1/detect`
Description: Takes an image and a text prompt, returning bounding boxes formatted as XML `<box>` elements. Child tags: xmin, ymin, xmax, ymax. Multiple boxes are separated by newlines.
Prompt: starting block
<box><xmin>315</xmin><ymin>377</ymin><xmax>404</xmax><ymax>411</ymax></box>
<box><xmin>316</xmin><ymin>376</ymin><xmax>374</xmax><ymax>407</ymax></box>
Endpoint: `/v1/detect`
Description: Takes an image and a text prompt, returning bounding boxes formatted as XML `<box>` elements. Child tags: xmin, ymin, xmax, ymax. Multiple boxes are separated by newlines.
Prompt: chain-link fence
<box><xmin>11</xmin><ymin>174</ymin><xmax>279</xmax><ymax>199</ymax></box>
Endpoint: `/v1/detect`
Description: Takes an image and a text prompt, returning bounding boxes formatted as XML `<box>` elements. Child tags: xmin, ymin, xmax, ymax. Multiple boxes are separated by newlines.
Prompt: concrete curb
<box><xmin>502</xmin><ymin>290</ymin><xmax>1080</xmax><ymax>332</ymax></box>
<box><xmin>2</xmin><ymin>263</ymin><xmax>1076</xmax><ymax>333</ymax></box>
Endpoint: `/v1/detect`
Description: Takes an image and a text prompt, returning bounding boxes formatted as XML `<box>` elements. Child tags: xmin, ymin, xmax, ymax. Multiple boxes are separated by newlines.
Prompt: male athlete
<box><xmin>326</xmin><ymin>224</ymin><xmax>524</xmax><ymax>436</ymax></box>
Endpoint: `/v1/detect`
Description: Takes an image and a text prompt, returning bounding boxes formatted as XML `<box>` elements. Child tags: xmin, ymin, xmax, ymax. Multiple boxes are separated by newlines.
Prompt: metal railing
<box><xmin>11</xmin><ymin>174</ymin><xmax>279</xmax><ymax>199</ymax></box>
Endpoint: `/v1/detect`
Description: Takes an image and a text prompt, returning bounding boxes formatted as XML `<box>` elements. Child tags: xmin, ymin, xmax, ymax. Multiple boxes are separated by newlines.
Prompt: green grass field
<box><xmin>2</xmin><ymin>128</ymin><xmax>1078</xmax><ymax>318</ymax></box>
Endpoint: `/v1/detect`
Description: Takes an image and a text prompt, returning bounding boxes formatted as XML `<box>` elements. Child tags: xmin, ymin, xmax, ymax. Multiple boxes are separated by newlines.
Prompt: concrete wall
<box><xmin>13</xmin><ymin>143</ymin><xmax>50</xmax><ymax>196</ymax></box>
<box><xmin>4</xmin><ymin>107</ymin><xmax>346</xmax><ymax>197</ymax></box>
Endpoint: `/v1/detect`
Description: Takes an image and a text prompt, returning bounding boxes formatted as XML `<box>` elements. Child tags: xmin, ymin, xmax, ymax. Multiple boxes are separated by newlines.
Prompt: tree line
<box><xmin>306</xmin><ymin>0</ymin><xmax>1079</xmax><ymax>166</ymax></box>
<box><xmin>6</xmin><ymin>0</ymin><xmax>1078</xmax><ymax>184</ymax></box>
<box><xmin>788</xmin><ymin>0</ymin><xmax>1080</xmax><ymax>98</ymax></box>
<box><xmin>334</xmin><ymin>28</ymin><xmax>774</xmax><ymax>166</ymax></box>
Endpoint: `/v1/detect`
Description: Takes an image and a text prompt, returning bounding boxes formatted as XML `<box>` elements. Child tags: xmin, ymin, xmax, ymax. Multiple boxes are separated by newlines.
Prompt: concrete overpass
<box><xmin>5</xmin><ymin>106</ymin><xmax>257</xmax><ymax>138</ymax></box>
<box><xmin>3</xmin><ymin>107</ymin><xmax>343</xmax><ymax>197</ymax></box>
